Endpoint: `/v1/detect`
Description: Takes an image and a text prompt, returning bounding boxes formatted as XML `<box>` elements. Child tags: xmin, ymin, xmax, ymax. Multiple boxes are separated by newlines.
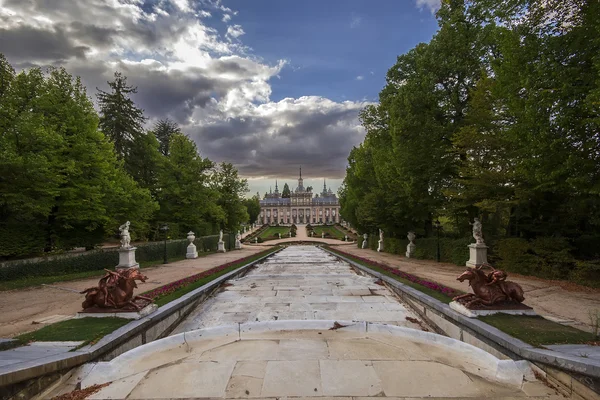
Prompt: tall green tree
<box><xmin>0</xmin><ymin>62</ymin><xmax>157</xmax><ymax>255</ymax></box>
<box><xmin>153</xmin><ymin>118</ymin><xmax>181</xmax><ymax>156</ymax></box>
<box><xmin>126</xmin><ymin>132</ymin><xmax>163</xmax><ymax>199</ymax></box>
<box><xmin>281</xmin><ymin>183</ymin><xmax>291</xmax><ymax>198</ymax></box>
<box><xmin>156</xmin><ymin>134</ymin><xmax>223</xmax><ymax>237</ymax></box>
<box><xmin>243</xmin><ymin>195</ymin><xmax>261</xmax><ymax>224</ymax></box>
<box><xmin>213</xmin><ymin>162</ymin><xmax>250</xmax><ymax>231</ymax></box>
<box><xmin>96</xmin><ymin>72</ymin><xmax>146</xmax><ymax>159</ymax></box>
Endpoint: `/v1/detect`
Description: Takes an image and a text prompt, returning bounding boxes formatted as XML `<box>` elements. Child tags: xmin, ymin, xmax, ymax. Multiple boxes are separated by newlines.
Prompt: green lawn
<box><xmin>0</xmin><ymin>255</ymin><xmax>190</xmax><ymax>291</ymax></box>
<box><xmin>311</xmin><ymin>225</ymin><xmax>346</xmax><ymax>240</ymax></box>
<box><xmin>259</xmin><ymin>226</ymin><xmax>291</xmax><ymax>240</ymax></box>
<box><xmin>15</xmin><ymin>317</ymin><xmax>130</xmax><ymax>347</ymax></box>
<box><xmin>480</xmin><ymin>314</ymin><xmax>598</xmax><ymax>347</ymax></box>
<box><xmin>12</xmin><ymin>248</ymin><xmax>280</xmax><ymax>346</ymax></box>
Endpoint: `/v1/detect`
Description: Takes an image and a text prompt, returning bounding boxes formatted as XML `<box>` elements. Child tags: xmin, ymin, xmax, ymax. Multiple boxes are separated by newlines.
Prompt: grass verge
<box><xmin>312</xmin><ymin>226</ymin><xmax>345</xmax><ymax>240</ymax></box>
<box><xmin>147</xmin><ymin>247</ymin><xmax>280</xmax><ymax>307</ymax></box>
<box><xmin>328</xmin><ymin>247</ymin><xmax>598</xmax><ymax>348</ymax></box>
<box><xmin>480</xmin><ymin>314</ymin><xmax>598</xmax><ymax>347</ymax></box>
<box><xmin>15</xmin><ymin>317</ymin><xmax>130</xmax><ymax>347</ymax></box>
<box><xmin>259</xmin><ymin>226</ymin><xmax>291</xmax><ymax>240</ymax></box>
<box><xmin>326</xmin><ymin>247</ymin><xmax>460</xmax><ymax>303</ymax></box>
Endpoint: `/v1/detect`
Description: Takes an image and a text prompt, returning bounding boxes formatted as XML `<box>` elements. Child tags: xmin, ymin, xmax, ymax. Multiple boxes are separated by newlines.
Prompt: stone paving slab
<box><xmin>68</xmin><ymin>331</ymin><xmax>558</xmax><ymax>399</ymax></box>
<box><xmin>173</xmin><ymin>246</ymin><xmax>424</xmax><ymax>333</ymax></box>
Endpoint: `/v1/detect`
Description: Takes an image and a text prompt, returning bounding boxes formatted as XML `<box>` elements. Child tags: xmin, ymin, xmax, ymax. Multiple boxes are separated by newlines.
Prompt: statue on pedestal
<box><xmin>81</xmin><ymin>269</ymin><xmax>151</xmax><ymax>311</ymax></box>
<box><xmin>406</xmin><ymin>231</ymin><xmax>416</xmax><ymax>258</ymax></box>
<box><xmin>470</xmin><ymin>218</ymin><xmax>484</xmax><ymax>244</ymax></box>
<box><xmin>235</xmin><ymin>231</ymin><xmax>242</xmax><ymax>250</ymax></box>
<box><xmin>377</xmin><ymin>229</ymin><xmax>384</xmax><ymax>252</ymax></box>
<box><xmin>453</xmin><ymin>265</ymin><xmax>524</xmax><ymax>309</ymax></box>
<box><xmin>119</xmin><ymin>221</ymin><xmax>131</xmax><ymax>248</ymax></box>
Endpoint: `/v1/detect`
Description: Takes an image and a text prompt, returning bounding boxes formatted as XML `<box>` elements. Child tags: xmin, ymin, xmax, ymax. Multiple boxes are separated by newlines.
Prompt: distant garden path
<box><xmin>0</xmin><ymin>247</ymin><xmax>264</xmax><ymax>338</ymax></box>
<box><xmin>340</xmin><ymin>247</ymin><xmax>600</xmax><ymax>333</ymax></box>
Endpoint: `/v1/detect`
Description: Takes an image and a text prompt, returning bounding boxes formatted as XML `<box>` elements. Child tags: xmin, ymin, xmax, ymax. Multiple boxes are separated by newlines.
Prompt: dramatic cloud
<box><xmin>0</xmin><ymin>0</ymin><xmax>369</xmax><ymax>181</ymax></box>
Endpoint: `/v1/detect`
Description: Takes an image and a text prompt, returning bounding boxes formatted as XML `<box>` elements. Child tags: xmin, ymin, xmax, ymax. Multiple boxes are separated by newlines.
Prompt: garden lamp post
<box><xmin>434</xmin><ymin>220</ymin><xmax>441</xmax><ymax>262</ymax></box>
<box><xmin>160</xmin><ymin>224</ymin><xmax>169</xmax><ymax>264</ymax></box>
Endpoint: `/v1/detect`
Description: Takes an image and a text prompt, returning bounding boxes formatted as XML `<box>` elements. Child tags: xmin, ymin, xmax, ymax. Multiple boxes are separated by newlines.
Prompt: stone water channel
<box><xmin>48</xmin><ymin>246</ymin><xmax>558</xmax><ymax>399</ymax></box>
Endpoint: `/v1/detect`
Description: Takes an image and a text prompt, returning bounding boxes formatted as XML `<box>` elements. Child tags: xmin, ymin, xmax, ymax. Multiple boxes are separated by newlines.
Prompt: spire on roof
<box><xmin>299</xmin><ymin>166</ymin><xmax>302</xmax><ymax>179</ymax></box>
<box><xmin>275</xmin><ymin>180</ymin><xmax>279</xmax><ymax>193</ymax></box>
<box><xmin>323</xmin><ymin>178</ymin><xmax>327</xmax><ymax>191</ymax></box>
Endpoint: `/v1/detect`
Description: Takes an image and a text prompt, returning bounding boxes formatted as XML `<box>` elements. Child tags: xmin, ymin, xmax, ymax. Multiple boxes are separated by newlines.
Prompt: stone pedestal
<box><xmin>466</xmin><ymin>243</ymin><xmax>488</xmax><ymax>267</ymax></box>
<box><xmin>235</xmin><ymin>239</ymin><xmax>242</xmax><ymax>250</ymax></box>
<box><xmin>186</xmin><ymin>243</ymin><xmax>198</xmax><ymax>259</ymax></box>
<box><xmin>116</xmin><ymin>247</ymin><xmax>139</xmax><ymax>270</ymax></box>
<box><xmin>77</xmin><ymin>303</ymin><xmax>157</xmax><ymax>320</ymax></box>
<box><xmin>377</xmin><ymin>240</ymin><xmax>384</xmax><ymax>252</ymax></box>
<box><xmin>449</xmin><ymin>301</ymin><xmax>537</xmax><ymax>318</ymax></box>
<box><xmin>217</xmin><ymin>241</ymin><xmax>226</xmax><ymax>253</ymax></box>
<box><xmin>406</xmin><ymin>243</ymin><xmax>416</xmax><ymax>258</ymax></box>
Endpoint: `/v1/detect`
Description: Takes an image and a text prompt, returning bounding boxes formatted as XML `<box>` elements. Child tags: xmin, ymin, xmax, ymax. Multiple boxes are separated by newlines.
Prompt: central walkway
<box><xmin>174</xmin><ymin>246</ymin><xmax>422</xmax><ymax>332</ymax></box>
<box><xmin>53</xmin><ymin>246</ymin><xmax>558</xmax><ymax>399</ymax></box>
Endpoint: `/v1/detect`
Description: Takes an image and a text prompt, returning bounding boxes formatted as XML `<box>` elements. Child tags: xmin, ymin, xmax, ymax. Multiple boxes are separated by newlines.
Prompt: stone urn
<box><xmin>186</xmin><ymin>231</ymin><xmax>198</xmax><ymax>259</ymax></box>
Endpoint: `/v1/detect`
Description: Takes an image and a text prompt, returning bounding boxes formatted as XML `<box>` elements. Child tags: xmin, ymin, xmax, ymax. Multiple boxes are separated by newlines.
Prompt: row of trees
<box><xmin>0</xmin><ymin>55</ymin><xmax>259</xmax><ymax>258</ymax></box>
<box><xmin>340</xmin><ymin>1</ymin><xmax>599</xmax><ymax>261</ymax></box>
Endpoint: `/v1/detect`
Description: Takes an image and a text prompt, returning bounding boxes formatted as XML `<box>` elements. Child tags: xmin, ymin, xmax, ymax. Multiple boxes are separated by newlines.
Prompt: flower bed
<box><xmin>327</xmin><ymin>247</ymin><xmax>463</xmax><ymax>302</ymax></box>
<box><xmin>143</xmin><ymin>248</ymin><xmax>278</xmax><ymax>304</ymax></box>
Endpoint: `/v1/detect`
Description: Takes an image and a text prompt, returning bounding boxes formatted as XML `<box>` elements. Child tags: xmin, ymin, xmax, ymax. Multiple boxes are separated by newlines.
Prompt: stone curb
<box><xmin>0</xmin><ymin>247</ymin><xmax>283</xmax><ymax>389</ymax></box>
<box><xmin>74</xmin><ymin>320</ymin><xmax>527</xmax><ymax>390</ymax></box>
<box><xmin>323</xmin><ymin>247</ymin><xmax>600</xmax><ymax>379</ymax></box>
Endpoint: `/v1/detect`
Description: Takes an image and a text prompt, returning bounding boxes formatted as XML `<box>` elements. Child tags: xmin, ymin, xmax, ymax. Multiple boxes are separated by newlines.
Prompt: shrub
<box><xmin>0</xmin><ymin>234</ymin><xmax>233</xmax><ymax>281</ymax></box>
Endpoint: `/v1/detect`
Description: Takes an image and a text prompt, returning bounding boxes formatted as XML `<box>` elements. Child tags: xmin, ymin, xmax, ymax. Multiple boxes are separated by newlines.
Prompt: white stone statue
<box><xmin>217</xmin><ymin>229</ymin><xmax>226</xmax><ymax>253</ymax></box>
<box><xmin>235</xmin><ymin>231</ymin><xmax>242</xmax><ymax>250</ymax></box>
<box><xmin>470</xmin><ymin>218</ymin><xmax>484</xmax><ymax>244</ymax></box>
<box><xmin>379</xmin><ymin>229</ymin><xmax>384</xmax><ymax>242</ymax></box>
<box><xmin>377</xmin><ymin>229</ymin><xmax>384</xmax><ymax>252</ymax></box>
<box><xmin>362</xmin><ymin>233</ymin><xmax>368</xmax><ymax>249</ymax></box>
<box><xmin>406</xmin><ymin>231</ymin><xmax>416</xmax><ymax>258</ymax></box>
<box><xmin>119</xmin><ymin>221</ymin><xmax>131</xmax><ymax>249</ymax></box>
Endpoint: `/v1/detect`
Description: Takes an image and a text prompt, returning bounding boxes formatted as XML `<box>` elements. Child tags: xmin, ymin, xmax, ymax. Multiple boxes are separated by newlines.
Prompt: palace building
<box><xmin>259</xmin><ymin>168</ymin><xmax>340</xmax><ymax>225</ymax></box>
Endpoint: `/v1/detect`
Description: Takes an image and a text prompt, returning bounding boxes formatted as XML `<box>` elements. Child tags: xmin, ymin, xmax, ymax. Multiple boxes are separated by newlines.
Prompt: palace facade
<box><xmin>259</xmin><ymin>168</ymin><xmax>340</xmax><ymax>225</ymax></box>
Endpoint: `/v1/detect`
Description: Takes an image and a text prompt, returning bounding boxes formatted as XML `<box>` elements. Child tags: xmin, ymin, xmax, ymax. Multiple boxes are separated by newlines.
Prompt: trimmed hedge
<box><xmin>363</xmin><ymin>234</ymin><xmax>470</xmax><ymax>266</ymax></box>
<box><xmin>494</xmin><ymin>237</ymin><xmax>600</xmax><ymax>286</ymax></box>
<box><xmin>357</xmin><ymin>232</ymin><xmax>600</xmax><ymax>288</ymax></box>
<box><xmin>0</xmin><ymin>234</ymin><xmax>234</xmax><ymax>282</ymax></box>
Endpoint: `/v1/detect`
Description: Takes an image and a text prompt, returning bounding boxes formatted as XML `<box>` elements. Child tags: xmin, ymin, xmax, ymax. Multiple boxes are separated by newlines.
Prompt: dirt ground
<box><xmin>0</xmin><ymin>247</ymin><xmax>264</xmax><ymax>338</ymax></box>
<box><xmin>339</xmin><ymin>246</ymin><xmax>600</xmax><ymax>333</ymax></box>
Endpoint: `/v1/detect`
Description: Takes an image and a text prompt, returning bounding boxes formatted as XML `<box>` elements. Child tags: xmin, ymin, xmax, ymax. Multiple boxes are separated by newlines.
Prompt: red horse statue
<box><xmin>453</xmin><ymin>265</ymin><xmax>525</xmax><ymax>309</ymax></box>
<box><xmin>81</xmin><ymin>268</ymin><xmax>152</xmax><ymax>311</ymax></box>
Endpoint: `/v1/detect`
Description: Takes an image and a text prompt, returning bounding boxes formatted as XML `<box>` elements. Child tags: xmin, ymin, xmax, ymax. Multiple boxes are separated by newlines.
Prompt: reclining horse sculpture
<box><xmin>81</xmin><ymin>268</ymin><xmax>152</xmax><ymax>311</ymax></box>
<box><xmin>453</xmin><ymin>264</ymin><xmax>524</xmax><ymax>309</ymax></box>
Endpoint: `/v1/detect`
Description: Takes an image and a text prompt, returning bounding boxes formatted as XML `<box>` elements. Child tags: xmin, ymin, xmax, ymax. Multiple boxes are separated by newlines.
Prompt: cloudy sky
<box><xmin>0</xmin><ymin>0</ymin><xmax>440</xmax><ymax>197</ymax></box>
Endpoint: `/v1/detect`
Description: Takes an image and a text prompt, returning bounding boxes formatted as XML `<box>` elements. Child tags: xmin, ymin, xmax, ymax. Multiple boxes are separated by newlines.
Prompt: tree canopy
<box><xmin>0</xmin><ymin>57</ymin><xmax>253</xmax><ymax>258</ymax></box>
<box><xmin>340</xmin><ymin>0</ymin><xmax>600</xmax><ymax>248</ymax></box>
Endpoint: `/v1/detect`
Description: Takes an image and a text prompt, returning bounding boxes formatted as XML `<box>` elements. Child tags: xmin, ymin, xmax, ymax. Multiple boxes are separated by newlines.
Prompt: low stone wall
<box><xmin>324</xmin><ymin>248</ymin><xmax>600</xmax><ymax>399</ymax></box>
<box><xmin>0</xmin><ymin>248</ymin><xmax>282</xmax><ymax>400</ymax></box>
